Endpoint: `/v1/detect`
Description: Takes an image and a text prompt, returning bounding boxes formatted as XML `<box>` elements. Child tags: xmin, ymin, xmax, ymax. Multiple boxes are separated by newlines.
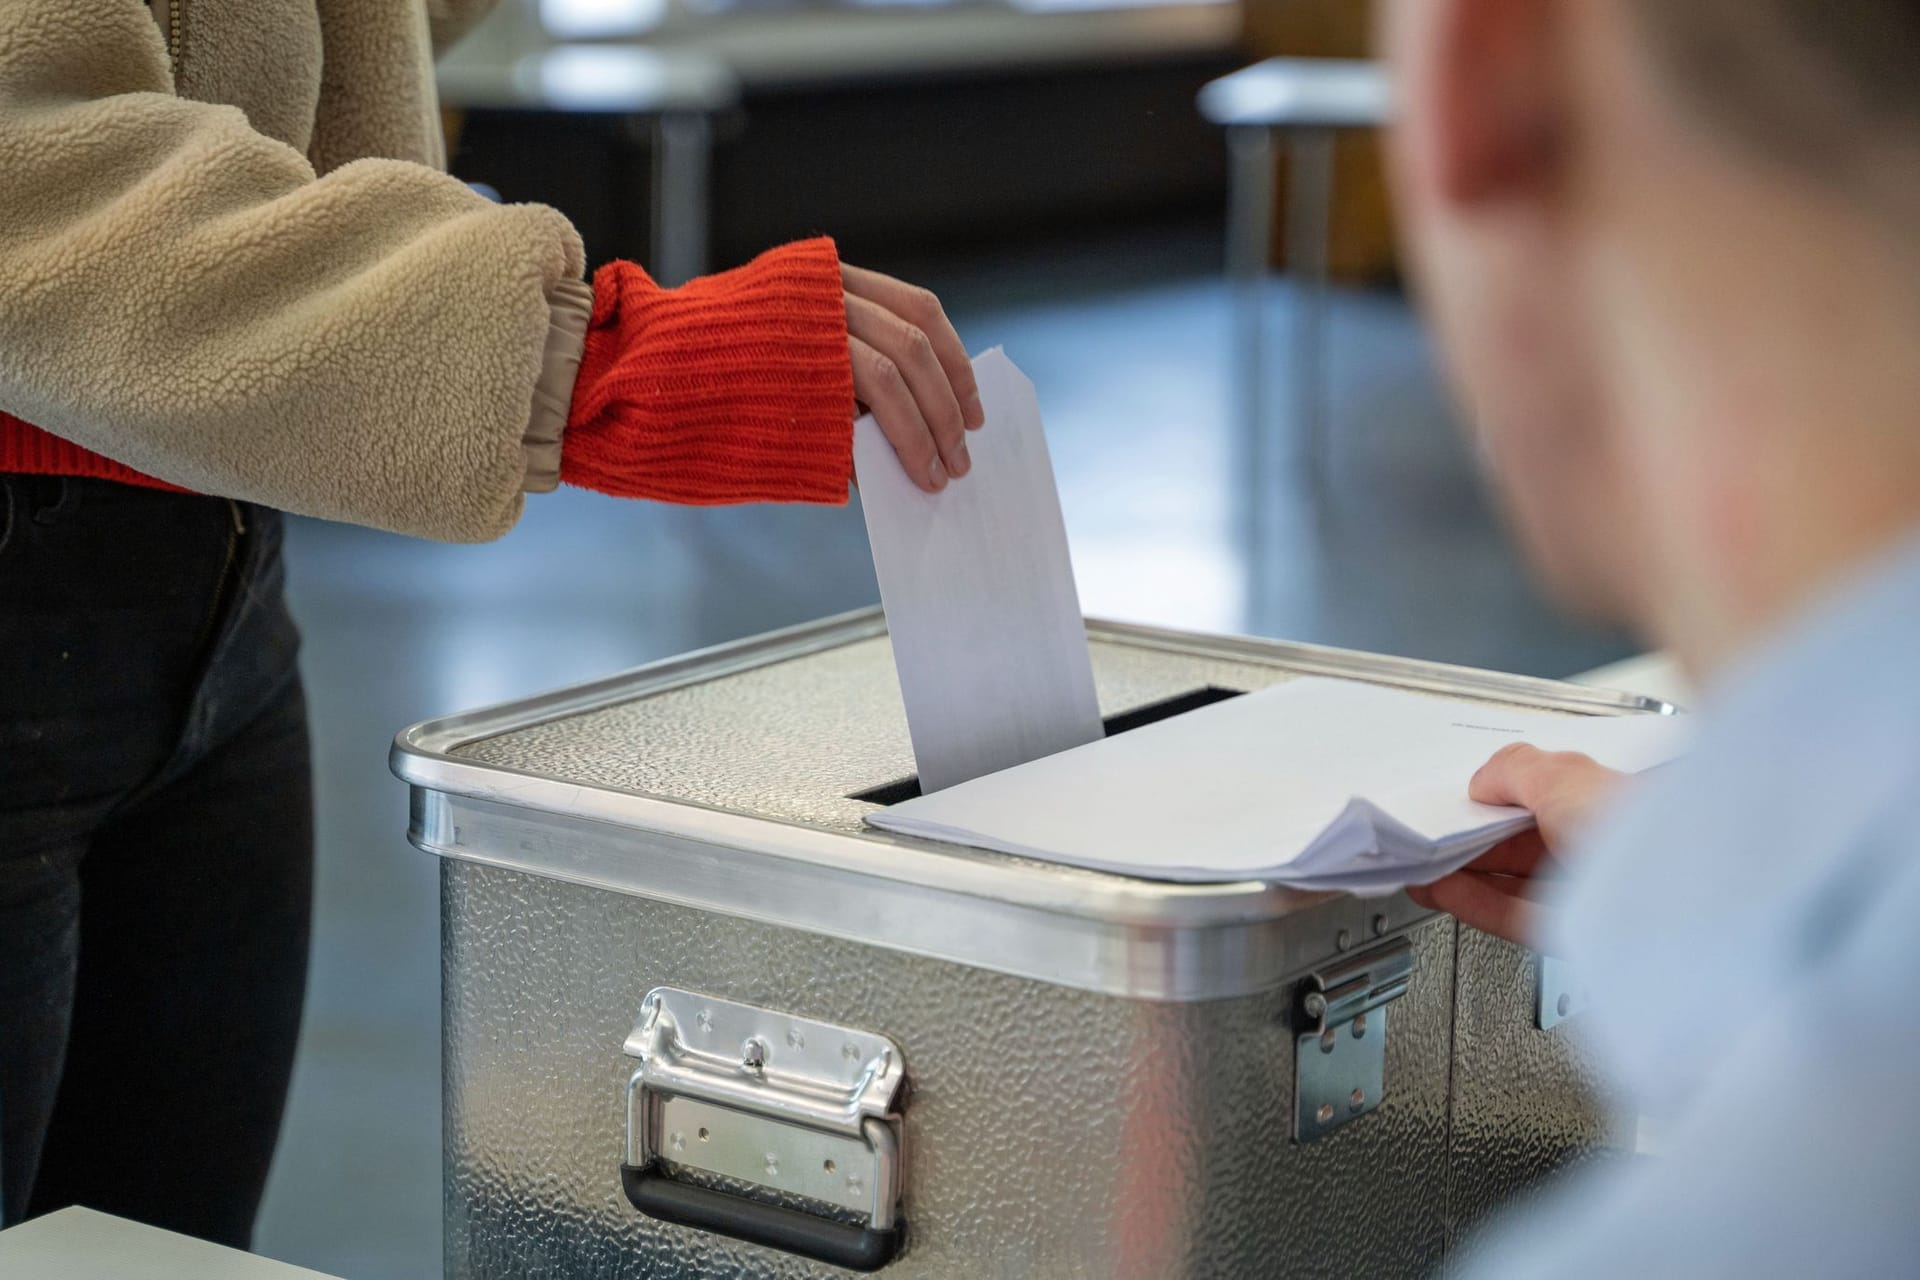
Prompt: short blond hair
<box><xmin>1632</xmin><ymin>1</ymin><xmax>1920</xmax><ymax>197</ymax></box>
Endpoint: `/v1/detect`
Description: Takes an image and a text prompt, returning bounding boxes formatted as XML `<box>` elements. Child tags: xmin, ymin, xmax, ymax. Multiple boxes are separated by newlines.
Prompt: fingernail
<box><xmin>965</xmin><ymin>393</ymin><xmax>985</xmax><ymax>429</ymax></box>
<box><xmin>950</xmin><ymin>442</ymin><xmax>971</xmax><ymax>477</ymax></box>
<box><xmin>928</xmin><ymin>456</ymin><xmax>947</xmax><ymax>490</ymax></box>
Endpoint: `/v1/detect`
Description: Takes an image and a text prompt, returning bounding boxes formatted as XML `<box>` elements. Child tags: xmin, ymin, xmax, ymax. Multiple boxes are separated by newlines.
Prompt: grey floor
<box><xmin>252</xmin><ymin>231</ymin><xmax>1631</xmax><ymax>1278</ymax></box>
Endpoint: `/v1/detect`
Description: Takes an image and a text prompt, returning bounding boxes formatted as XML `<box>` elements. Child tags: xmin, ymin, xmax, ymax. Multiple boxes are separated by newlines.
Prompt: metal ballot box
<box><xmin>391</xmin><ymin>611</ymin><xmax>1670</xmax><ymax>1278</ymax></box>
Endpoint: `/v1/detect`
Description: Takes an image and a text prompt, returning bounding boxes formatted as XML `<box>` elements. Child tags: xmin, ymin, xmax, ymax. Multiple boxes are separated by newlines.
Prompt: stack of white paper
<box><xmin>863</xmin><ymin>676</ymin><xmax>1689</xmax><ymax>894</ymax></box>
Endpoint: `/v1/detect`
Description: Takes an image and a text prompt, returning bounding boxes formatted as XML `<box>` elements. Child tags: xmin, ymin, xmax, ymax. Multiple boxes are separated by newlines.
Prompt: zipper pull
<box><xmin>229</xmin><ymin>499</ymin><xmax>246</xmax><ymax>536</ymax></box>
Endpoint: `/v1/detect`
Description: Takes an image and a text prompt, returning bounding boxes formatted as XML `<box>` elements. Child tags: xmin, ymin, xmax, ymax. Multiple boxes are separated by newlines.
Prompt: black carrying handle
<box><xmin>622</xmin><ymin>1164</ymin><xmax>903</xmax><ymax>1272</ymax></box>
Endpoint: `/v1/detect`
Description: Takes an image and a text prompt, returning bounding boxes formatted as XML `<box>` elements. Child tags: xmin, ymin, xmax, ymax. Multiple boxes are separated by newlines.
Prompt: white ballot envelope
<box><xmin>864</xmin><ymin>676</ymin><xmax>1690</xmax><ymax>895</ymax></box>
<box><xmin>853</xmin><ymin>348</ymin><xmax>1104</xmax><ymax>794</ymax></box>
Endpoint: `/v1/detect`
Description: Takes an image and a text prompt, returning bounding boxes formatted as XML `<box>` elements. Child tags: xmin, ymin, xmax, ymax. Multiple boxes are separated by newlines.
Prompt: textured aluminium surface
<box><xmin>1445</xmin><ymin>931</ymin><xmax>1626</xmax><ymax>1261</ymax></box>
<box><xmin>443</xmin><ymin>861</ymin><xmax>1460</xmax><ymax>1280</ymax></box>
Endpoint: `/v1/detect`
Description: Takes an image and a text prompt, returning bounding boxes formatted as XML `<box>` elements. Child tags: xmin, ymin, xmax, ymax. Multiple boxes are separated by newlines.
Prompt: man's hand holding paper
<box><xmin>1409</xmin><ymin>745</ymin><xmax>1626</xmax><ymax>946</ymax></box>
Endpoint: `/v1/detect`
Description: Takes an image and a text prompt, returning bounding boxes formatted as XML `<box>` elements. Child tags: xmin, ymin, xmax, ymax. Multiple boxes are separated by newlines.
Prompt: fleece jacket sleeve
<box><xmin>0</xmin><ymin>0</ymin><xmax>587</xmax><ymax>542</ymax></box>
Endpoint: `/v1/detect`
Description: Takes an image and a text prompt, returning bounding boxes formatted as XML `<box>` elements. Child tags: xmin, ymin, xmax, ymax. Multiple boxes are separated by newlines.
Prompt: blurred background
<box><xmin>255</xmin><ymin>1</ymin><xmax>1633</xmax><ymax>1273</ymax></box>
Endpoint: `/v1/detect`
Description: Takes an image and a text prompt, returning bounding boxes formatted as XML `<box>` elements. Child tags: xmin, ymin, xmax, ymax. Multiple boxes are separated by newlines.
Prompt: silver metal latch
<box><xmin>622</xmin><ymin>988</ymin><xmax>908</xmax><ymax>1271</ymax></box>
<box><xmin>1293</xmin><ymin>936</ymin><xmax>1414</xmax><ymax>1143</ymax></box>
<box><xmin>1535</xmin><ymin>954</ymin><xmax>1589</xmax><ymax>1030</ymax></box>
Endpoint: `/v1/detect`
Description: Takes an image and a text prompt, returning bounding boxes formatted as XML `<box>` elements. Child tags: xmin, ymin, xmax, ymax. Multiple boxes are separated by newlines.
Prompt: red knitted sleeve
<box><xmin>561</xmin><ymin>237</ymin><xmax>856</xmax><ymax>506</ymax></box>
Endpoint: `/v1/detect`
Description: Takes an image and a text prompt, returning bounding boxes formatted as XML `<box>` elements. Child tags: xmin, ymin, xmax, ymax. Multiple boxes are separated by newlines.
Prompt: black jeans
<box><xmin>0</xmin><ymin>476</ymin><xmax>312</xmax><ymax>1247</ymax></box>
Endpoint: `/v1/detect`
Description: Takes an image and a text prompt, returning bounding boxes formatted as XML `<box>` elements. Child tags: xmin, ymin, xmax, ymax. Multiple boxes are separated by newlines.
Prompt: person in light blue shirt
<box><xmin>1378</xmin><ymin>0</ymin><xmax>1920</xmax><ymax>1273</ymax></box>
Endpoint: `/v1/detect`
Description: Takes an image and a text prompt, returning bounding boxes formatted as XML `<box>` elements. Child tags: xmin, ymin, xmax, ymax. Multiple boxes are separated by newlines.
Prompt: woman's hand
<box><xmin>1408</xmin><ymin>744</ymin><xmax>1623</xmax><ymax>948</ymax></box>
<box><xmin>843</xmin><ymin>264</ymin><xmax>984</xmax><ymax>493</ymax></box>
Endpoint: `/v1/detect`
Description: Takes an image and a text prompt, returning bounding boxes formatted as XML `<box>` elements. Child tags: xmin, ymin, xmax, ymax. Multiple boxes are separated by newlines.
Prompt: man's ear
<box><xmin>1420</xmin><ymin>0</ymin><xmax>1569</xmax><ymax>206</ymax></box>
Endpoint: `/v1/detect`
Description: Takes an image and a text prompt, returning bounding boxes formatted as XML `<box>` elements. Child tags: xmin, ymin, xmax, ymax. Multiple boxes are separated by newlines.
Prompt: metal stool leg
<box><xmin>650</xmin><ymin>110</ymin><xmax>713</xmax><ymax>288</ymax></box>
<box><xmin>1228</xmin><ymin>124</ymin><xmax>1277</xmax><ymax>563</ymax></box>
<box><xmin>1284</xmin><ymin>126</ymin><xmax>1335</xmax><ymax>494</ymax></box>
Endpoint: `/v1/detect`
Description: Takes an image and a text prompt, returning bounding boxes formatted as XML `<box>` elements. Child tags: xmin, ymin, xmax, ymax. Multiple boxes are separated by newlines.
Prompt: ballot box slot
<box><xmin>850</xmin><ymin>685</ymin><xmax>1247</xmax><ymax>806</ymax></box>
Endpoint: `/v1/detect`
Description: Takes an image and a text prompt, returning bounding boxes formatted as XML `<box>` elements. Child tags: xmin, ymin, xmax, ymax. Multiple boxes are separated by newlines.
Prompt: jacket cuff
<box><xmin>522</xmin><ymin>277</ymin><xmax>594</xmax><ymax>494</ymax></box>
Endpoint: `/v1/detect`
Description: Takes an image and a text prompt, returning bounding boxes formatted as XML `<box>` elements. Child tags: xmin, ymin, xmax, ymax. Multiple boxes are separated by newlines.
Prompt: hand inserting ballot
<box><xmin>843</xmin><ymin>263</ymin><xmax>985</xmax><ymax>493</ymax></box>
<box><xmin>1408</xmin><ymin>744</ymin><xmax>1625</xmax><ymax>948</ymax></box>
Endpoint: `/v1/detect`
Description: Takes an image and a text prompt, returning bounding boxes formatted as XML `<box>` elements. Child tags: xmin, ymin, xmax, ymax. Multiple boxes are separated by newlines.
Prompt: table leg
<box><xmin>1228</xmin><ymin>124</ymin><xmax>1276</xmax><ymax>561</ymax></box>
<box><xmin>650</xmin><ymin>110</ymin><xmax>713</xmax><ymax>288</ymax></box>
<box><xmin>1285</xmin><ymin>126</ymin><xmax>1335</xmax><ymax>493</ymax></box>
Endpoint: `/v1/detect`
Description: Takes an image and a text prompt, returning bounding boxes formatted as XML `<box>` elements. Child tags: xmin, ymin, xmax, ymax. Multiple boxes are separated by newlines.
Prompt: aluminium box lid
<box><xmin>393</xmin><ymin>609</ymin><xmax>1669</xmax><ymax>1000</ymax></box>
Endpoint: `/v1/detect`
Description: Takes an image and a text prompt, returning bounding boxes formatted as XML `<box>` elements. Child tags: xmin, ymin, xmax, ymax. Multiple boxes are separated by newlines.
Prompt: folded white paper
<box><xmin>863</xmin><ymin>676</ymin><xmax>1689</xmax><ymax>894</ymax></box>
<box><xmin>853</xmin><ymin>348</ymin><xmax>1103</xmax><ymax>794</ymax></box>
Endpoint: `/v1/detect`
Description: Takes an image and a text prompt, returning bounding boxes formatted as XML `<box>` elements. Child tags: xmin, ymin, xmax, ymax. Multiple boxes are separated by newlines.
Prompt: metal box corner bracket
<box><xmin>623</xmin><ymin>988</ymin><xmax>909</xmax><ymax>1272</ymax></box>
<box><xmin>1535</xmin><ymin>955</ymin><xmax>1589</xmax><ymax>1031</ymax></box>
<box><xmin>1293</xmin><ymin>937</ymin><xmax>1414</xmax><ymax>1143</ymax></box>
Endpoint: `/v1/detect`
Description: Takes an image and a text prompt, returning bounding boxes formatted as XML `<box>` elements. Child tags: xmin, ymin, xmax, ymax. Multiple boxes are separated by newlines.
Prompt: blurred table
<box><xmin>0</xmin><ymin>1208</ymin><xmax>343</xmax><ymax>1280</ymax></box>
<box><xmin>468</xmin><ymin>3</ymin><xmax>1238</xmax><ymax>92</ymax></box>
<box><xmin>437</xmin><ymin>44</ymin><xmax>740</xmax><ymax>285</ymax></box>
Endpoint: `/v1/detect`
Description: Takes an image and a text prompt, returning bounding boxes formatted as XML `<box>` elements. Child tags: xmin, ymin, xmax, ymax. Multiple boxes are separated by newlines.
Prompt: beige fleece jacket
<box><xmin>0</xmin><ymin>0</ymin><xmax>594</xmax><ymax>541</ymax></box>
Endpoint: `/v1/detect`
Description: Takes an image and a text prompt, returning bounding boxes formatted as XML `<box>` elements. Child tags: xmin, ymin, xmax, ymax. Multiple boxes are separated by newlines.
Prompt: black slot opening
<box><xmin>851</xmin><ymin>685</ymin><xmax>1246</xmax><ymax>807</ymax></box>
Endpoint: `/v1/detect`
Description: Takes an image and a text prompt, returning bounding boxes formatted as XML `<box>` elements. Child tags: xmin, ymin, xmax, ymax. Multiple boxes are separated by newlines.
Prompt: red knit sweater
<box><xmin>0</xmin><ymin>238</ymin><xmax>855</xmax><ymax>509</ymax></box>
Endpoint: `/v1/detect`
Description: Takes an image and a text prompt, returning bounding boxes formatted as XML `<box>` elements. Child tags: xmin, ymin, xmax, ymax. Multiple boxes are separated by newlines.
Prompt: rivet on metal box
<box><xmin>391</xmin><ymin>608</ymin><xmax>1673</xmax><ymax>1278</ymax></box>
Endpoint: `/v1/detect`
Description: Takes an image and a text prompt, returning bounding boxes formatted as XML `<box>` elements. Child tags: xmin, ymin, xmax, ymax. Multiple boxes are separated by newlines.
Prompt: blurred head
<box><xmin>1381</xmin><ymin>0</ymin><xmax>1920</xmax><ymax>674</ymax></box>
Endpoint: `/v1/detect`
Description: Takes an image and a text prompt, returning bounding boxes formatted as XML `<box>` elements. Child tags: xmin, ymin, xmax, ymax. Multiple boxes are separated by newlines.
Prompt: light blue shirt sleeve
<box><xmin>1466</xmin><ymin>818</ymin><xmax>1920</xmax><ymax>1277</ymax></box>
<box><xmin>1459</xmin><ymin>534</ymin><xmax>1920</xmax><ymax>1278</ymax></box>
